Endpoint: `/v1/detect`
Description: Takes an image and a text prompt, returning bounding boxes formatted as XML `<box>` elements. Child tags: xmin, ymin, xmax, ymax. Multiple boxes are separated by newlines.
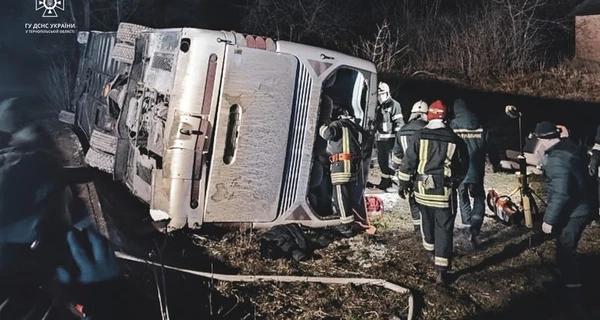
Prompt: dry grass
<box><xmin>39</xmin><ymin>57</ymin><xmax>75</xmax><ymax>112</ymax></box>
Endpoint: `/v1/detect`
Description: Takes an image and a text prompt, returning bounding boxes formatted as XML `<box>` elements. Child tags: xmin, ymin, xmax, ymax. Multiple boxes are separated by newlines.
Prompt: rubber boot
<box><xmin>335</xmin><ymin>223</ymin><xmax>354</xmax><ymax>238</ymax></box>
<box><xmin>427</xmin><ymin>251</ymin><xmax>434</xmax><ymax>263</ymax></box>
<box><xmin>435</xmin><ymin>266</ymin><xmax>448</xmax><ymax>285</ymax></box>
<box><xmin>470</xmin><ymin>229</ymin><xmax>482</xmax><ymax>248</ymax></box>
<box><xmin>414</xmin><ymin>225</ymin><xmax>421</xmax><ymax>241</ymax></box>
<box><xmin>378</xmin><ymin>177</ymin><xmax>392</xmax><ymax>191</ymax></box>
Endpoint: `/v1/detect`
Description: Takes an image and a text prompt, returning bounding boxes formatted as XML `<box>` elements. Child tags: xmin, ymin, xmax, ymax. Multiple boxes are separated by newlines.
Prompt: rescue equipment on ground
<box><xmin>365</xmin><ymin>195</ymin><xmax>384</xmax><ymax>219</ymax></box>
<box><xmin>486</xmin><ymin>188</ymin><xmax>519</xmax><ymax>224</ymax></box>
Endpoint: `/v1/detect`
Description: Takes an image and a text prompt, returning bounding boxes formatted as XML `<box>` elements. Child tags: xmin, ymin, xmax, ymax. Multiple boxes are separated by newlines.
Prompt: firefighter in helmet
<box><xmin>375</xmin><ymin>82</ymin><xmax>404</xmax><ymax>191</ymax></box>
<box><xmin>396</xmin><ymin>100</ymin><xmax>469</xmax><ymax>285</ymax></box>
<box><xmin>319</xmin><ymin>103</ymin><xmax>373</xmax><ymax>236</ymax></box>
<box><xmin>389</xmin><ymin>100</ymin><xmax>429</xmax><ymax>238</ymax></box>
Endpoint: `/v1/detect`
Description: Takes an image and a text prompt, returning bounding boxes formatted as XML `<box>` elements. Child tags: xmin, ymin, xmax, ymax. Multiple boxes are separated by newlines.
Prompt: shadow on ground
<box><xmin>466</xmin><ymin>254</ymin><xmax>600</xmax><ymax>320</ymax></box>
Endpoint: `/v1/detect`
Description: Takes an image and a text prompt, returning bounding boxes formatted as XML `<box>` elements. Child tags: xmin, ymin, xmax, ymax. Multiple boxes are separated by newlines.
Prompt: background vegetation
<box><xmin>2</xmin><ymin>0</ymin><xmax>599</xmax><ymax>109</ymax></box>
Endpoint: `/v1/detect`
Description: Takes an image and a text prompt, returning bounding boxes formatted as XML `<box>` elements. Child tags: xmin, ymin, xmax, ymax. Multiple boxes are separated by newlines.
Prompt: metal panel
<box><xmin>143</xmin><ymin>31</ymin><xmax>181</xmax><ymax>93</ymax></box>
<box><xmin>204</xmin><ymin>47</ymin><xmax>298</xmax><ymax>222</ymax></box>
<box><xmin>278</xmin><ymin>64</ymin><xmax>313</xmax><ymax>215</ymax></box>
<box><xmin>73</xmin><ymin>31</ymin><xmax>121</xmax><ymax>138</ymax></box>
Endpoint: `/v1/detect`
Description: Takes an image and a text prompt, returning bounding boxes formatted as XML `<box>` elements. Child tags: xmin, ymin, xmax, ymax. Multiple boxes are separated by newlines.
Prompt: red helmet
<box><xmin>427</xmin><ymin>100</ymin><xmax>447</xmax><ymax>121</ymax></box>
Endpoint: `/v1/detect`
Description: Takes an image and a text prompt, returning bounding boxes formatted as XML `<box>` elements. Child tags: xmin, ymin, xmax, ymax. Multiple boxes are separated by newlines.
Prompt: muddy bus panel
<box><xmin>71</xmin><ymin>22</ymin><xmax>377</xmax><ymax>233</ymax></box>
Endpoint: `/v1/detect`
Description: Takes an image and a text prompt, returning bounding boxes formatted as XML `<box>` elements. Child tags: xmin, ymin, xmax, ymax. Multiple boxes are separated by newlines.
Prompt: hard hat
<box><xmin>377</xmin><ymin>82</ymin><xmax>390</xmax><ymax>94</ymax></box>
<box><xmin>427</xmin><ymin>100</ymin><xmax>447</xmax><ymax>121</ymax></box>
<box><xmin>411</xmin><ymin>100</ymin><xmax>428</xmax><ymax>114</ymax></box>
<box><xmin>533</xmin><ymin>121</ymin><xmax>560</xmax><ymax>139</ymax></box>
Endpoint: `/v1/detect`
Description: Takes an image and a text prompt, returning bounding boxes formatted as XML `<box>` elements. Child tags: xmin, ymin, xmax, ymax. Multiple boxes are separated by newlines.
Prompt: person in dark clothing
<box><xmin>586</xmin><ymin>124</ymin><xmax>600</xmax><ymax>223</ymax></box>
<box><xmin>449</xmin><ymin>99</ymin><xmax>501</xmax><ymax>247</ymax></box>
<box><xmin>534</xmin><ymin>121</ymin><xmax>591</xmax><ymax>314</ymax></box>
<box><xmin>0</xmin><ymin>97</ymin><xmax>132</xmax><ymax>320</ymax></box>
<box><xmin>396</xmin><ymin>100</ymin><xmax>469</xmax><ymax>284</ymax></box>
<box><xmin>319</xmin><ymin>104</ymin><xmax>374</xmax><ymax>236</ymax></box>
<box><xmin>375</xmin><ymin>82</ymin><xmax>404</xmax><ymax>191</ymax></box>
<box><xmin>389</xmin><ymin>100</ymin><xmax>429</xmax><ymax>237</ymax></box>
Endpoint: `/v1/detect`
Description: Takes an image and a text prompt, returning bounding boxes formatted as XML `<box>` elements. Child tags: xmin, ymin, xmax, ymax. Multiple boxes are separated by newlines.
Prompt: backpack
<box><xmin>365</xmin><ymin>195</ymin><xmax>384</xmax><ymax>218</ymax></box>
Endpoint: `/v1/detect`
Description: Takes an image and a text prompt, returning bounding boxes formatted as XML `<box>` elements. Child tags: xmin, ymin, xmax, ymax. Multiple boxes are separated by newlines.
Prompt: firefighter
<box><xmin>319</xmin><ymin>104</ymin><xmax>373</xmax><ymax>236</ymax></box>
<box><xmin>449</xmin><ymin>98</ymin><xmax>501</xmax><ymax>248</ymax></box>
<box><xmin>396</xmin><ymin>100</ymin><xmax>469</xmax><ymax>284</ymax></box>
<box><xmin>375</xmin><ymin>82</ymin><xmax>404</xmax><ymax>191</ymax></box>
<box><xmin>533</xmin><ymin>121</ymin><xmax>591</xmax><ymax>314</ymax></box>
<box><xmin>389</xmin><ymin>100</ymin><xmax>429</xmax><ymax>237</ymax></box>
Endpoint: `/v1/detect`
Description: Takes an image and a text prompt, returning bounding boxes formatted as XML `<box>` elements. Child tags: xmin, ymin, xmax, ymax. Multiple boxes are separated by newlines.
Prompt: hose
<box><xmin>115</xmin><ymin>251</ymin><xmax>414</xmax><ymax>320</ymax></box>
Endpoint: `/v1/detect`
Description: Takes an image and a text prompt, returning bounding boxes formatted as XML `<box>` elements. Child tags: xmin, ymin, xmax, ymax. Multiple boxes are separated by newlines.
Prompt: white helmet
<box><xmin>377</xmin><ymin>82</ymin><xmax>391</xmax><ymax>104</ymax></box>
<box><xmin>377</xmin><ymin>82</ymin><xmax>390</xmax><ymax>94</ymax></box>
<box><xmin>411</xmin><ymin>100</ymin><xmax>428</xmax><ymax>114</ymax></box>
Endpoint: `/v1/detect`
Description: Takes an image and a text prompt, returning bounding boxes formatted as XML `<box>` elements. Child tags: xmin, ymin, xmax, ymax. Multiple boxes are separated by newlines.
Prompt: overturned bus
<box><xmin>70</xmin><ymin>23</ymin><xmax>378</xmax><ymax>232</ymax></box>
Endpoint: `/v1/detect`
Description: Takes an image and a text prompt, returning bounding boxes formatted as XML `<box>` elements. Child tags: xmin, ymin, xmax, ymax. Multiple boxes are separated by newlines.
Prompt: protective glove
<box><xmin>397</xmin><ymin>180</ymin><xmax>413</xmax><ymax>200</ymax></box>
<box><xmin>542</xmin><ymin>222</ymin><xmax>553</xmax><ymax>234</ymax></box>
<box><xmin>56</xmin><ymin>228</ymin><xmax>121</xmax><ymax>285</ymax></box>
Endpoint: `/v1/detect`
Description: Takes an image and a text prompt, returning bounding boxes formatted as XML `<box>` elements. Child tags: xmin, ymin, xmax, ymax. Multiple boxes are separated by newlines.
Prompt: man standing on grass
<box><xmin>374</xmin><ymin>82</ymin><xmax>404</xmax><ymax>191</ymax></box>
<box><xmin>449</xmin><ymin>98</ymin><xmax>501</xmax><ymax>248</ymax></box>
<box><xmin>319</xmin><ymin>104</ymin><xmax>374</xmax><ymax>236</ymax></box>
<box><xmin>396</xmin><ymin>100</ymin><xmax>468</xmax><ymax>285</ymax></box>
<box><xmin>389</xmin><ymin>100</ymin><xmax>429</xmax><ymax>239</ymax></box>
<box><xmin>533</xmin><ymin>121</ymin><xmax>591</xmax><ymax>316</ymax></box>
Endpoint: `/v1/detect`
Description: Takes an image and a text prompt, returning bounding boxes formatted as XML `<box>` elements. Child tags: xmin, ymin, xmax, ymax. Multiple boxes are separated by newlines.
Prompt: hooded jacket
<box><xmin>543</xmin><ymin>138</ymin><xmax>592</xmax><ymax>226</ymax></box>
<box><xmin>449</xmin><ymin>99</ymin><xmax>500</xmax><ymax>184</ymax></box>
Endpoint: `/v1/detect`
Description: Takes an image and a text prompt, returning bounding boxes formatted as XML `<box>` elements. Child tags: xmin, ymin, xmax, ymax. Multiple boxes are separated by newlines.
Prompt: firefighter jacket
<box><xmin>319</xmin><ymin>117</ymin><xmax>364</xmax><ymax>185</ymax></box>
<box><xmin>397</xmin><ymin>120</ymin><xmax>469</xmax><ymax>208</ymax></box>
<box><xmin>391</xmin><ymin>118</ymin><xmax>427</xmax><ymax>169</ymax></box>
<box><xmin>449</xmin><ymin>99</ymin><xmax>500</xmax><ymax>184</ymax></box>
<box><xmin>375</xmin><ymin>98</ymin><xmax>404</xmax><ymax>141</ymax></box>
<box><xmin>543</xmin><ymin>138</ymin><xmax>591</xmax><ymax>227</ymax></box>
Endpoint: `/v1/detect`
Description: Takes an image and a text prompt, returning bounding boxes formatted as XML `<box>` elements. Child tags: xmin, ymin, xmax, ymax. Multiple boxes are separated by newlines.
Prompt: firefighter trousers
<box><xmin>418</xmin><ymin>204</ymin><xmax>455</xmax><ymax>271</ymax></box>
<box><xmin>458</xmin><ymin>182</ymin><xmax>485</xmax><ymax>235</ymax></box>
<box><xmin>555</xmin><ymin>216</ymin><xmax>588</xmax><ymax>288</ymax></box>
<box><xmin>376</xmin><ymin>139</ymin><xmax>395</xmax><ymax>180</ymax></box>
<box><xmin>332</xmin><ymin>179</ymin><xmax>368</xmax><ymax>225</ymax></box>
<box><xmin>408</xmin><ymin>194</ymin><xmax>421</xmax><ymax>230</ymax></box>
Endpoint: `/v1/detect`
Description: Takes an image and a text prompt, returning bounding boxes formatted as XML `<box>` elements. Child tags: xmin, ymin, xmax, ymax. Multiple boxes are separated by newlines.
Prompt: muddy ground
<box><xmin>43</xmin><ymin>114</ymin><xmax>600</xmax><ymax>320</ymax></box>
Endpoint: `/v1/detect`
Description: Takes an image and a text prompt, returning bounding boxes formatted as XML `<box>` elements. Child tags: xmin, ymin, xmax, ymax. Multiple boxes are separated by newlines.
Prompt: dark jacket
<box><xmin>397</xmin><ymin>121</ymin><xmax>469</xmax><ymax>208</ymax></box>
<box><xmin>391</xmin><ymin>118</ymin><xmax>427</xmax><ymax>169</ymax></box>
<box><xmin>319</xmin><ymin>117</ymin><xmax>364</xmax><ymax>185</ymax></box>
<box><xmin>543</xmin><ymin>139</ymin><xmax>591</xmax><ymax>226</ymax></box>
<box><xmin>449</xmin><ymin>99</ymin><xmax>500</xmax><ymax>184</ymax></box>
<box><xmin>375</xmin><ymin>98</ymin><xmax>404</xmax><ymax>140</ymax></box>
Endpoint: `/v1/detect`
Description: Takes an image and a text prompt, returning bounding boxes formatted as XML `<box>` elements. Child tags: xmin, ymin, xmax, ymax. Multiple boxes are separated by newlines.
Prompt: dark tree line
<box><xmin>1</xmin><ymin>0</ymin><xmax>588</xmax><ymax>108</ymax></box>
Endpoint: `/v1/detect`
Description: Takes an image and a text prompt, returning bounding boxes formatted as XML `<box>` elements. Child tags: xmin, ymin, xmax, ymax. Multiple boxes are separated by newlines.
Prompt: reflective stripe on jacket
<box><xmin>397</xmin><ymin>124</ymin><xmax>468</xmax><ymax>208</ymax></box>
<box><xmin>375</xmin><ymin>98</ymin><xmax>404</xmax><ymax>140</ymax></box>
<box><xmin>319</xmin><ymin>118</ymin><xmax>364</xmax><ymax>185</ymax></box>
